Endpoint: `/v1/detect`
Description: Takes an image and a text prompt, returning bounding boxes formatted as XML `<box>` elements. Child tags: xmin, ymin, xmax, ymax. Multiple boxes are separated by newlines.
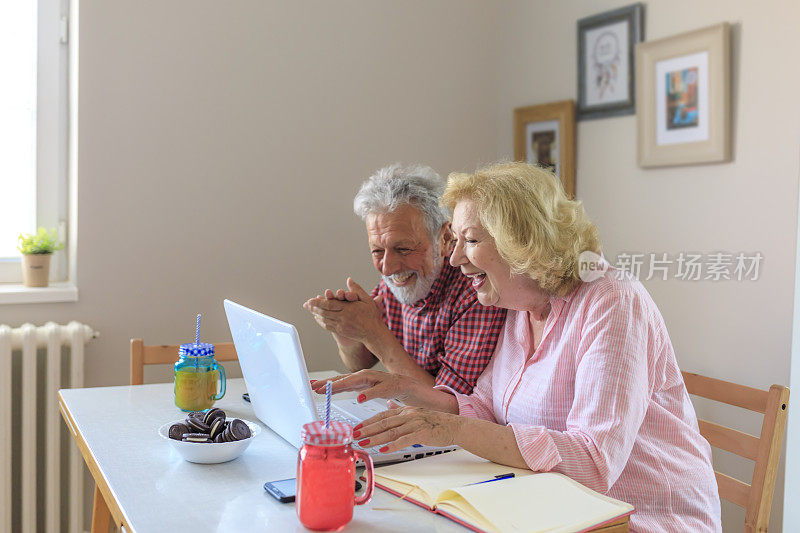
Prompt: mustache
<box><xmin>383</xmin><ymin>271</ymin><xmax>418</xmax><ymax>285</ymax></box>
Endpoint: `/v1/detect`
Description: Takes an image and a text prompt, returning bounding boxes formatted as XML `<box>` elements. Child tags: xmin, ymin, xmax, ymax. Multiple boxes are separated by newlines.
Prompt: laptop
<box><xmin>223</xmin><ymin>299</ymin><xmax>458</xmax><ymax>464</ymax></box>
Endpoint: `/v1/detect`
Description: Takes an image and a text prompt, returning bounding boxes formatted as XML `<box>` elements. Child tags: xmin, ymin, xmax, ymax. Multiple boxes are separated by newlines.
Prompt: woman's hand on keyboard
<box><xmin>351</xmin><ymin>406</ymin><xmax>462</xmax><ymax>453</ymax></box>
<box><xmin>312</xmin><ymin>370</ymin><xmax>411</xmax><ymax>402</ymax></box>
<box><xmin>311</xmin><ymin>369</ymin><xmax>457</xmax><ymax>413</ymax></box>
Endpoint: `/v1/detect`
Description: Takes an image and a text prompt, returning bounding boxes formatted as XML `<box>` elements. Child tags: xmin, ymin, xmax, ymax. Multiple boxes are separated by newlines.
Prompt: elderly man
<box><xmin>303</xmin><ymin>164</ymin><xmax>506</xmax><ymax>394</ymax></box>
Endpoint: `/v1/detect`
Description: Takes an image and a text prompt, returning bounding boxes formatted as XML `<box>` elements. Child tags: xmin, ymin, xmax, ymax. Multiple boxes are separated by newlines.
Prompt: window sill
<box><xmin>0</xmin><ymin>282</ymin><xmax>78</xmax><ymax>305</ymax></box>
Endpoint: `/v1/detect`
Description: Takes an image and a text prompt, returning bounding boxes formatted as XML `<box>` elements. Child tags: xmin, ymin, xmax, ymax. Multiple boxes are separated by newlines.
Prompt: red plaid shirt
<box><xmin>371</xmin><ymin>262</ymin><xmax>506</xmax><ymax>394</ymax></box>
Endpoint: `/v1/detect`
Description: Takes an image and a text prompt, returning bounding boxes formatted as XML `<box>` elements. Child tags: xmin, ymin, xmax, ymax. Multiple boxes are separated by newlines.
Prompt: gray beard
<box><xmin>382</xmin><ymin>248</ymin><xmax>444</xmax><ymax>305</ymax></box>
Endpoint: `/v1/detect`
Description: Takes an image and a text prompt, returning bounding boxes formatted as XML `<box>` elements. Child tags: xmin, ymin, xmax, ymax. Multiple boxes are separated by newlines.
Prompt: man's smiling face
<box><xmin>366</xmin><ymin>204</ymin><xmax>444</xmax><ymax>305</ymax></box>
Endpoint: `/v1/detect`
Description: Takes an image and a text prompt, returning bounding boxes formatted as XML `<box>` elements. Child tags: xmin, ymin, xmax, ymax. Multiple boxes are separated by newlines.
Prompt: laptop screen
<box><xmin>224</xmin><ymin>299</ymin><xmax>317</xmax><ymax>448</ymax></box>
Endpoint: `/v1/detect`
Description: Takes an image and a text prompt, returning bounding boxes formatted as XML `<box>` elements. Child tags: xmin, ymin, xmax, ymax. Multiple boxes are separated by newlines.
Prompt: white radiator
<box><xmin>0</xmin><ymin>322</ymin><xmax>97</xmax><ymax>533</ymax></box>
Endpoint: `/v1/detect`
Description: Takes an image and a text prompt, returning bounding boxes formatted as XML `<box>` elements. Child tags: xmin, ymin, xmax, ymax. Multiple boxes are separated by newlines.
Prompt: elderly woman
<box><xmin>315</xmin><ymin>162</ymin><xmax>721</xmax><ymax>532</ymax></box>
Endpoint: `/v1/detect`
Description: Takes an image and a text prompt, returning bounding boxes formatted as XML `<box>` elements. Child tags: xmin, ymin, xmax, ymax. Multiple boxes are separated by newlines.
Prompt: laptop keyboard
<box><xmin>316</xmin><ymin>404</ymin><xmax>358</xmax><ymax>426</ymax></box>
<box><xmin>315</xmin><ymin>405</ymin><xmax>382</xmax><ymax>453</ymax></box>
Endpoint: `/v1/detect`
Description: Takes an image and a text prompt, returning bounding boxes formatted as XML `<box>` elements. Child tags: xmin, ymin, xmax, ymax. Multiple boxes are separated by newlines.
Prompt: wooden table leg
<box><xmin>61</xmin><ymin>392</ymin><xmax>131</xmax><ymax>532</ymax></box>
<box><xmin>91</xmin><ymin>485</ymin><xmax>112</xmax><ymax>533</ymax></box>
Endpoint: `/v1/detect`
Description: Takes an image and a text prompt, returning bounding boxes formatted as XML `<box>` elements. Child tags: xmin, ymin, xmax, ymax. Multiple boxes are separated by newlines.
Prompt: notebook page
<box><xmin>436</xmin><ymin>473</ymin><xmax>633</xmax><ymax>533</ymax></box>
<box><xmin>374</xmin><ymin>450</ymin><xmax>532</xmax><ymax>506</ymax></box>
<box><xmin>432</xmin><ymin>493</ymin><xmax>498</xmax><ymax>533</ymax></box>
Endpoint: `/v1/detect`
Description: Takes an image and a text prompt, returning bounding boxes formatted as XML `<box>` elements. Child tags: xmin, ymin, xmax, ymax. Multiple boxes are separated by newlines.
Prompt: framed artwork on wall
<box><xmin>513</xmin><ymin>100</ymin><xmax>576</xmax><ymax>198</ymax></box>
<box><xmin>636</xmin><ymin>22</ymin><xmax>731</xmax><ymax>167</ymax></box>
<box><xmin>577</xmin><ymin>3</ymin><xmax>643</xmax><ymax>120</ymax></box>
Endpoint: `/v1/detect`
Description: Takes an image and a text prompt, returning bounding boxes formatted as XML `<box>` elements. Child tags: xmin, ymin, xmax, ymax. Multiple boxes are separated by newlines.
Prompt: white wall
<box><xmin>493</xmin><ymin>0</ymin><xmax>800</xmax><ymax>530</ymax></box>
<box><xmin>785</xmin><ymin>152</ymin><xmax>800</xmax><ymax>531</ymax></box>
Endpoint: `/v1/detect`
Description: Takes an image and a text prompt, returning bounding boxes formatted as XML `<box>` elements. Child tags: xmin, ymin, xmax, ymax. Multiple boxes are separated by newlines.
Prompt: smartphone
<box><xmin>264</xmin><ymin>478</ymin><xmax>363</xmax><ymax>504</ymax></box>
<box><xmin>264</xmin><ymin>478</ymin><xmax>296</xmax><ymax>503</ymax></box>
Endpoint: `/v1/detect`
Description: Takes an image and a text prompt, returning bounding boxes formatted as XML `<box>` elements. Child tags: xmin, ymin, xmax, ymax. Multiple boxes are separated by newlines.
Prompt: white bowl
<box><xmin>158</xmin><ymin>418</ymin><xmax>261</xmax><ymax>464</ymax></box>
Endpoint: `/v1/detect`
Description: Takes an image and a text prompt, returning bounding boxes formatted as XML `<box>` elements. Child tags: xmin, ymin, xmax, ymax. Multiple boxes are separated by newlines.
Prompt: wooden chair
<box><xmin>84</xmin><ymin>340</ymin><xmax>242</xmax><ymax>533</ymax></box>
<box><xmin>682</xmin><ymin>371</ymin><xmax>789</xmax><ymax>532</ymax></box>
<box><xmin>130</xmin><ymin>338</ymin><xmax>238</xmax><ymax>385</ymax></box>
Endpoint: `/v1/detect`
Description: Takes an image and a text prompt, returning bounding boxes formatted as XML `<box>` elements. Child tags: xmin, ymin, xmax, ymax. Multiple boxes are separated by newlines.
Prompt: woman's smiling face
<box><xmin>450</xmin><ymin>199</ymin><xmax>544</xmax><ymax>311</ymax></box>
<box><xmin>449</xmin><ymin>200</ymin><xmax>511</xmax><ymax>307</ymax></box>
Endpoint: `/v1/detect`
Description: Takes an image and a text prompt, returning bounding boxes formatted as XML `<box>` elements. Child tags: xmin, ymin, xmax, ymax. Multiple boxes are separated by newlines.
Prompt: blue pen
<box><xmin>468</xmin><ymin>473</ymin><xmax>515</xmax><ymax>486</ymax></box>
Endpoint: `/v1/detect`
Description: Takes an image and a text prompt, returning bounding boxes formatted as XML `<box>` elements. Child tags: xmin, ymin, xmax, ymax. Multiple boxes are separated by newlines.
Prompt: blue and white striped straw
<box><xmin>195</xmin><ymin>314</ymin><xmax>201</xmax><ymax>344</ymax></box>
<box><xmin>324</xmin><ymin>381</ymin><xmax>332</xmax><ymax>428</ymax></box>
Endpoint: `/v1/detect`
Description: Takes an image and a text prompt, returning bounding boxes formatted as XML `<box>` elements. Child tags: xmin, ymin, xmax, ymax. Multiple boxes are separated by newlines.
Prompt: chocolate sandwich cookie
<box><xmin>182</xmin><ymin>433</ymin><xmax>211</xmax><ymax>443</ymax></box>
<box><xmin>208</xmin><ymin>417</ymin><xmax>225</xmax><ymax>439</ymax></box>
<box><xmin>203</xmin><ymin>408</ymin><xmax>225</xmax><ymax>425</ymax></box>
<box><xmin>221</xmin><ymin>423</ymin><xmax>234</xmax><ymax>442</ymax></box>
<box><xmin>229</xmin><ymin>419</ymin><xmax>251</xmax><ymax>441</ymax></box>
<box><xmin>186</xmin><ymin>412</ymin><xmax>211</xmax><ymax>433</ymax></box>
<box><xmin>168</xmin><ymin>422</ymin><xmax>192</xmax><ymax>441</ymax></box>
<box><xmin>213</xmin><ymin>432</ymin><xmax>225</xmax><ymax>443</ymax></box>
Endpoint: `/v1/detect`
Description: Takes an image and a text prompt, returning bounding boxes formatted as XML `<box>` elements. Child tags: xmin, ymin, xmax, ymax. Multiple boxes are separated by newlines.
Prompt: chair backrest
<box><xmin>130</xmin><ymin>338</ymin><xmax>238</xmax><ymax>386</ymax></box>
<box><xmin>682</xmin><ymin>371</ymin><xmax>789</xmax><ymax>532</ymax></box>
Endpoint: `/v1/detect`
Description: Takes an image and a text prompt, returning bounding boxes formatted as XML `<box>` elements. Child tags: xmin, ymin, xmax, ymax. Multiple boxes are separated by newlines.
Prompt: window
<box><xmin>0</xmin><ymin>0</ymin><xmax>69</xmax><ymax>284</ymax></box>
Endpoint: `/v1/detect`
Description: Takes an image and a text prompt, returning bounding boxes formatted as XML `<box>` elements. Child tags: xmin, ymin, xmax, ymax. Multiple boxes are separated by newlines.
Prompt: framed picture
<box><xmin>636</xmin><ymin>23</ymin><xmax>730</xmax><ymax>167</ymax></box>
<box><xmin>577</xmin><ymin>3</ymin><xmax>643</xmax><ymax>120</ymax></box>
<box><xmin>514</xmin><ymin>100</ymin><xmax>576</xmax><ymax>198</ymax></box>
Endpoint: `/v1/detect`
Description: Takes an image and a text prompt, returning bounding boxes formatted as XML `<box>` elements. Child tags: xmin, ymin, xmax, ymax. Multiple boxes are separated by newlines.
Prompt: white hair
<box><xmin>353</xmin><ymin>163</ymin><xmax>448</xmax><ymax>241</ymax></box>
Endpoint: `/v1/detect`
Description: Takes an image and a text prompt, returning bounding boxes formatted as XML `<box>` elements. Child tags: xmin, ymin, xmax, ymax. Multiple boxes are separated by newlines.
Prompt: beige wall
<box><xmin>0</xmin><ymin>2</ymin><xmax>501</xmax><ymax>527</ymax></box>
<box><xmin>494</xmin><ymin>0</ymin><xmax>800</xmax><ymax>530</ymax></box>
<box><xmin>0</xmin><ymin>0</ymin><xmax>501</xmax><ymax>382</ymax></box>
<box><xmin>2</xmin><ymin>0</ymin><xmax>798</xmax><ymax>530</ymax></box>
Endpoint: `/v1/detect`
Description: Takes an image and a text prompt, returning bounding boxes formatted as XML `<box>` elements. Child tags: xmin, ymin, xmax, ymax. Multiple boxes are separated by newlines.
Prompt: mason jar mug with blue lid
<box><xmin>173</xmin><ymin>342</ymin><xmax>226</xmax><ymax>412</ymax></box>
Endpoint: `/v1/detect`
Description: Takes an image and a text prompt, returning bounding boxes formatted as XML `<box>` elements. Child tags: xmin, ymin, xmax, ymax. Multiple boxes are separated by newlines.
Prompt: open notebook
<box><xmin>373</xmin><ymin>450</ymin><xmax>634</xmax><ymax>533</ymax></box>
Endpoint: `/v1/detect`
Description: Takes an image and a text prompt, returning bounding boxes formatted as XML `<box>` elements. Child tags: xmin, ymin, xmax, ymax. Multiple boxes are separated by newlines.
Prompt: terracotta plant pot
<box><xmin>22</xmin><ymin>253</ymin><xmax>52</xmax><ymax>287</ymax></box>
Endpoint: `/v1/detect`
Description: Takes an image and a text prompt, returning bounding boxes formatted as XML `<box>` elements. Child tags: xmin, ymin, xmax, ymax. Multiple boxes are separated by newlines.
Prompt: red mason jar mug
<box><xmin>296</xmin><ymin>421</ymin><xmax>374</xmax><ymax>531</ymax></box>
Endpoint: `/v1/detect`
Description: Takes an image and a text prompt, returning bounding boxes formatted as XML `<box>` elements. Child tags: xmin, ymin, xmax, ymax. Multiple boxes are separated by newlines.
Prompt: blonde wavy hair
<box><xmin>441</xmin><ymin>162</ymin><xmax>600</xmax><ymax>296</ymax></box>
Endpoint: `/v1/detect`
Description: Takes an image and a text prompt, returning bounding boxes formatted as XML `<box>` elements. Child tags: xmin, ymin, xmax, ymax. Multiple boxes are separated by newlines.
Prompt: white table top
<box><xmin>60</xmin><ymin>375</ymin><xmax>465</xmax><ymax>533</ymax></box>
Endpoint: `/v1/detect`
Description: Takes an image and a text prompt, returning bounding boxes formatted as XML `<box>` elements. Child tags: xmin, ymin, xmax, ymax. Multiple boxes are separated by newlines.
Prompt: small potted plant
<box><xmin>17</xmin><ymin>227</ymin><xmax>64</xmax><ymax>287</ymax></box>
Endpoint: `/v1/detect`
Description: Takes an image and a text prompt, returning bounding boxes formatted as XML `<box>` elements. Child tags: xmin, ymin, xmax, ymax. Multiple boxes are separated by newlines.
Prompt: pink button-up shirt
<box><xmin>441</xmin><ymin>271</ymin><xmax>722</xmax><ymax>532</ymax></box>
